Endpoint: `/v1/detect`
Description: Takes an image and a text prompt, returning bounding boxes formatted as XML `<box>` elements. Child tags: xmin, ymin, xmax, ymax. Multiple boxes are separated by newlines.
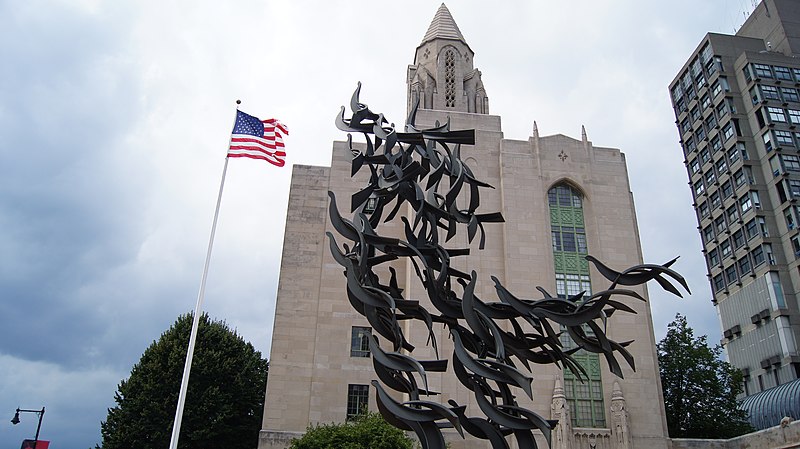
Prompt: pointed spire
<box><xmin>553</xmin><ymin>377</ymin><xmax>565</xmax><ymax>398</ymax></box>
<box><xmin>612</xmin><ymin>380</ymin><xmax>624</xmax><ymax>401</ymax></box>
<box><xmin>421</xmin><ymin>4</ymin><xmax>467</xmax><ymax>46</ymax></box>
<box><xmin>533</xmin><ymin>121</ymin><xmax>539</xmax><ymax>139</ymax></box>
<box><xmin>581</xmin><ymin>125</ymin><xmax>587</xmax><ymax>142</ymax></box>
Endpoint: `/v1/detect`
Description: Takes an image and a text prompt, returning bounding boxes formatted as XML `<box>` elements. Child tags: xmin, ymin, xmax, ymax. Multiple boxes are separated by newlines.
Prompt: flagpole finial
<box><xmin>236</xmin><ymin>100</ymin><xmax>241</xmax><ymax>105</ymax></box>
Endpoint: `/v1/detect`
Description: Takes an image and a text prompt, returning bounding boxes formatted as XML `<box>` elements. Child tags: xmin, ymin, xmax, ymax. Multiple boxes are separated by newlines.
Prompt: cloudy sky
<box><xmin>0</xmin><ymin>0</ymin><xmax>760</xmax><ymax>447</ymax></box>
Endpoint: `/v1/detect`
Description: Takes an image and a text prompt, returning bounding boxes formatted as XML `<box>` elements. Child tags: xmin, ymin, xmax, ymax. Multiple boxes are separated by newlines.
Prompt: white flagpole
<box><xmin>168</xmin><ymin>101</ymin><xmax>239</xmax><ymax>449</ymax></box>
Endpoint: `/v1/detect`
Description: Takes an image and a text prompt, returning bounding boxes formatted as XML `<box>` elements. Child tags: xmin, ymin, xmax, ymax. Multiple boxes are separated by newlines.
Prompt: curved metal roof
<box><xmin>740</xmin><ymin>378</ymin><xmax>800</xmax><ymax>430</ymax></box>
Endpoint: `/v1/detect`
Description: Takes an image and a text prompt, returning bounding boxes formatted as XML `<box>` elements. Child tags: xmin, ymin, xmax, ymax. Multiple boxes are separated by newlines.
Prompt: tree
<box><xmin>100</xmin><ymin>313</ymin><xmax>269</xmax><ymax>449</ymax></box>
<box><xmin>289</xmin><ymin>412</ymin><xmax>415</xmax><ymax>449</ymax></box>
<box><xmin>657</xmin><ymin>314</ymin><xmax>753</xmax><ymax>439</ymax></box>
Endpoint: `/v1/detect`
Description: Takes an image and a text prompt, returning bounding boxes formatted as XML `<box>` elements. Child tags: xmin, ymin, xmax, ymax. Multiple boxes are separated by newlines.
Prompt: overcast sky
<box><xmin>0</xmin><ymin>1</ymin><xmax>760</xmax><ymax>447</ymax></box>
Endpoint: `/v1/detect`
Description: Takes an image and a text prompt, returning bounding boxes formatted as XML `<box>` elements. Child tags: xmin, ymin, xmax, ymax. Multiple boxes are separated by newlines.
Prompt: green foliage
<box><xmin>289</xmin><ymin>412</ymin><xmax>415</xmax><ymax>449</ymax></box>
<box><xmin>658</xmin><ymin>314</ymin><xmax>753</xmax><ymax>439</ymax></box>
<box><xmin>100</xmin><ymin>313</ymin><xmax>269</xmax><ymax>449</ymax></box>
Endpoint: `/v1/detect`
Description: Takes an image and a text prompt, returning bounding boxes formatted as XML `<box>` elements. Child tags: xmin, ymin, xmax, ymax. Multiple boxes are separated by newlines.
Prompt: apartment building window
<box><xmin>711</xmin><ymin>135</ymin><xmax>722</xmax><ymax>152</ymax></box>
<box><xmin>744</xmin><ymin>65</ymin><xmax>753</xmax><ymax>83</ymax></box>
<box><xmin>793</xmin><ymin>68</ymin><xmax>800</xmax><ymax>81</ymax></box>
<box><xmin>752</xmin><ymin>246</ymin><xmax>766</xmax><ymax>267</ymax></box>
<box><xmin>700</xmin><ymin>95</ymin><xmax>711</xmax><ymax>111</ymax></box>
<box><xmin>721</xmin><ymin>240</ymin><xmax>732</xmax><ymax>258</ymax></box>
<box><xmin>783</xmin><ymin>154</ymin><xmax>800</xmax><ymax>171</ymax></box>
<box><xmin>771</xmin><ymin>156</ymin><xmax>782</xmax><ymax>176</ymax></box>
<box><xmin>697</xmin><ymin>126</ymin><xmax>707</xmax><ymax>141</ymax></box>
<box><xmin>712</xmin><ymin>80</ymin><xmax>723</xmax><ymax>98</ymax></box>
<box><xmin>775</xmin><ymin>66</ymin><xmax>792</xmax><ymax>81</ymax></box>
<box><xmin>705</xmin><ymin>170</ymin><xmax>716</xmax><ymax>185</ymax></box>
<box><xmin>764</xmin><ymin>132</ymin><xmax>774</xmax><ymax>152</ymax></box>
<box><xmin>695</xmin><ymin>179</ymin><xmax>706</xmax><ymax>196</ymax></box>
<box><xmin>716</xmin><ymin>101</ymin><xmax>728</xmax><ymax>118</ymax></box>
<box><xmin>789</xmin><ymin>179</ymin><xmax>800</xmax><ymax>198</ymax></box>
<box><xmin>711</xmin><ymin>192</ymin><xmax>722</xmax><ymax>209</ymax></box>
<box><xmin>691</xmin><ymin>106</ymin><xmax>701</xmax><ymax>123</ymax></box>
<box><xmin>672</xmin><ymin>84</ymin><xmax>683</xmax><ymax>103</ymax></box>
<box><xmin>681</xmin><ymin>118</ymin><xmax>691</xmax><ymax>135</ymax></box>
<box><xmin>722</xmin><ymin>122</ymin><xmax>734</xmax><ymax>141</ymax></box>
<box><xmin>740</xmin><ymin>195</ymin><xmax>752</xmax><ymax>213</ymax></box>
<box><xmin>713</xmin><ymin>274</ymin><xmax>725</xmax><ymax>292</ymax></box>
<box><xmin>705</xmin><ymin>114</ymin><xmax>718</xmax><ymax>130</ymax></box>
<box><xmin>727</xmin><ymin>204</ymin><xmax>739</xmax><ymax>223</ymax></box>
<box><xmin>775</xmin><ymin>130</ymin><xmax>795</xmax><ymax>147</ymax></box>
<box><xmin>733</xmin><ymin>229</ymin><xmax>746</xmax><ymax>249</ymax></box>
<box><xmin>721</xmin><ymin>181</ymin><xmax>734</xmax><ymax>199</ymax></box>
<box><xmin>754</xmin><ymin>63</ymin><xmax>773</xmax><ymax>78</ymax></box>
<box><xmin>699</xmin><ymin>201</ymin><xmax>710</xmax><ymax>218</ymax></box>
<box><xmin>768</xmin><ymin>107</ymin><xmax>787</xmax><ymax>123</ymax></box>
<box><xmin>725</xmin><ymin>265</ymin><xmax>738</xmax><ymax>285</ymax></box>
<box><xmin>700</xmin><ymin>149</ymin><xmax>711</xmax><ymax>164</ymax></box>
<box><xmin>709</xmin><ymin>248</ymin><xmax>720</xmax><ymax>266</ymax></box>
<box><xmin>745</xmin><ymin>218</ymin><xmax>758</xmax><ymax>240</ymax></box>
<box><xmin>792</xmin><ymin>236</ymin><xmax>800</xmax><ymax>257</ymax></box>
<box><xmin>689</xmin><ymin>158</ymin><xmax>700</xmax><ymax>174</ymax></box>
<box><xmin>703</xmin><ymin>225</ymin><xmax>715</xmax><ymax>243</ymax></box>
<box><xmin>686</xmin><ymin>136</ymin><xmax>697</xmax><ymax>153</ymax></box>
<box><xmin>715</xmin><ymin>215</ymin><xmax>728</xmax><ymax>234</ymax></box>
<box><xmin>758</xmin><ymin>216</ymin><xmax>768</xmax><ymax>237</ymax></box>
<box><xmin>734</xmin><ymin>169</ymin><xmax>746</xmax><ymax>188</ymax></box>
<box><xmin>716</xmin><ymin>157</ymin><xmax>728</xmax><ymax>174</ymax></box>
<box><xmin>789</xmin><ymin>109</ymin><xmax>800</xmax><ymax>125</ymax></box>
<box><xmin>729</xmin><ymin>146</ymin><xmax>741</xmax><ymax>165</ymax></box>
<box><xmin>738</xmin><ymin>256</ymin><xmax>752</xmax><ymax>275</ymax></box>
<box><xmin>751</xmin><ymin>86</ymin><xmax>762</xmax><ymax>105</ymax></box>
<box><xmin>350</xmin><ymin>326</ymin><xmax>371</xmax><ymax>357</ymax></box>
<box><xmin>762</xmin><ymin>85</ymin><xmax>781</xmax><ymax>100</ymax></box>
<box><xmin>346</xmin><ymin>384</ymin><xmax>369</xmax><ymax>420</ymax></box>
<box><xmin>744</xmin><ymin>165</ymin><xmax>754</xmax><ymax>183</ymax></box>
<box><xmin>783</xmin><ymin>88</ymin><xmax>800</xmax><ymax>103</ymax></box>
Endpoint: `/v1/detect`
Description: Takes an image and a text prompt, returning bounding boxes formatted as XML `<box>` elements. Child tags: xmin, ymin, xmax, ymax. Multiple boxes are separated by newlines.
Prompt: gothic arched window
<box><xmin>548</xmin><ymin>183</ymin><xmax>606</xmax><ymax>428</ymax></box>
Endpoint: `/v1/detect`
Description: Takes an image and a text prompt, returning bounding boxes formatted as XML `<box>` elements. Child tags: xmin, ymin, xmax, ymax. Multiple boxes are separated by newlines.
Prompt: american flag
<box><xmin>228</xmin><ymin>110</ymin><xmax>288</xmax><ymax>167</ymax></box>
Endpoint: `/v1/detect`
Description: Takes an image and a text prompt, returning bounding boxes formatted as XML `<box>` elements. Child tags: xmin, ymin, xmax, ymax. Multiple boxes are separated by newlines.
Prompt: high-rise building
<box><xmin>260</xmin><ymin>4</ymin><xmax>670</xmax><ymax>448</ymax></box>
<box><xmin>668</xmin><ymin>0</ymin><xmax>800</xmax><ymax>430</ymax></box>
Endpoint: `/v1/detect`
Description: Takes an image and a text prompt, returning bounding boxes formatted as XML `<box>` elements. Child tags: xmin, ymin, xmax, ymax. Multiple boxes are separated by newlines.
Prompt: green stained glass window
<box><xmin>548</xmin><ymin>183</ymin><xmax>605</xmax><ymax>428</ymax></box>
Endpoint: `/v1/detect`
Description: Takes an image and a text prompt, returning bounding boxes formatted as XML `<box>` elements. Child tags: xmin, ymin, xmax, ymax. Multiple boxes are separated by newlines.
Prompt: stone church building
<box><xmin>259</xmin><ymin>4</ymin><xmax>671</xmax><ymax>449</ymax></box>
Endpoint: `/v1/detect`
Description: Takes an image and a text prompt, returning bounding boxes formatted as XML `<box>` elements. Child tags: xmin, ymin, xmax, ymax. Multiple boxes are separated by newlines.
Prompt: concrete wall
<box><xmin>671</xmin><ymin>418</ymin><xmax>800</xmax><ymax>449</ymax></box>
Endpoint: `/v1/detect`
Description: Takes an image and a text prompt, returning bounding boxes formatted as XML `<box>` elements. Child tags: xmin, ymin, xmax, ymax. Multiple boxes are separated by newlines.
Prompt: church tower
<box><xmin>407</xmin><ymin>4</ymin><xmax>489</xmax><ymax>114</ymax></box>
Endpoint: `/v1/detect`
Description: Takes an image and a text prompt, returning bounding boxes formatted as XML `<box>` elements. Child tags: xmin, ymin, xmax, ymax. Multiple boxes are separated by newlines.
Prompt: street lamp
<box><xmin>11</xmin><ymin>407</ymin><xmax>45</xmax><ymax>449</ymax></box>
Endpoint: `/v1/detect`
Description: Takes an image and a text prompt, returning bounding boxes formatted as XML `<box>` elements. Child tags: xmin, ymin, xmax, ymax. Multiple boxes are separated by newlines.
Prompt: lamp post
<box><xmin>11</xmin><ymin>407</ymin><xmax>45</xmax><ymax>449</ymax></box>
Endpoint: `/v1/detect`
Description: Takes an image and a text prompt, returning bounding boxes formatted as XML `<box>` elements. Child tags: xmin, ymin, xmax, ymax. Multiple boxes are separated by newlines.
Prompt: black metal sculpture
<box><xmin>327</xmin><ymin>83</ymin><xmax>689</xmax><ymax>449</ymax></box>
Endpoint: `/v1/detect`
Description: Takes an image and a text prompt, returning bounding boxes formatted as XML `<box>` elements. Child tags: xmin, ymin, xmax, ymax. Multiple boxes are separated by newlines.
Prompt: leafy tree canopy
<box><xmin>657</xmin><ymin>314</ymin><xmax>753</xmax><ymax>439</ymax></box>
<box><xmin>289</xmin><ymin>412</ymin><xmax>415</xmax><ymax>449</ymax></box>
<box><xmin>100</xmin><ymin>313</ymin><xmax>269</xmax><ymax>449</ymax></box>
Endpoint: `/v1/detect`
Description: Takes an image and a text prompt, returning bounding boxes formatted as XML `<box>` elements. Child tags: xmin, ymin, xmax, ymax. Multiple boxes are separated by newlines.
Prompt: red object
<box><xmin>20</xmin><ymin>440</ymin><xmax>49</xmax><ymax>449</ymax></box>
<box><xmin>228</xmin><ymin>110</ymin><xmax>289</xmax><ymax>167</ymax></box>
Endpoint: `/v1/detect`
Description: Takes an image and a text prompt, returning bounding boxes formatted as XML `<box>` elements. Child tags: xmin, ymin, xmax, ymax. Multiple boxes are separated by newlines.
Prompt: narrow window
<box><xmin>350</xmin><ymin>326</ymin><xmax>371</xmax><ymax>357</ymax></box>
<box><xmin>444</xmin><ymin>49</ymin><xmax>456</xmax><ymax>108</ymax></box>
<box><xmin>548</xmin><ymin>183</ymin><xmax>604</xmax><ymax>428</ymax></box>
<box><xmin>346</xmin><ymin>384</ymin><xmax>369</xmax><ymax>420</ymax></box>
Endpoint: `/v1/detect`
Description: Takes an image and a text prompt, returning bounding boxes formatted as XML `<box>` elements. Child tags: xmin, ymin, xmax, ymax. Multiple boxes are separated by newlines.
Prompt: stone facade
<box><xmin>260</xmin><ymin>4</ymin><xmax>670</xmax><ymax>449</ymax></box>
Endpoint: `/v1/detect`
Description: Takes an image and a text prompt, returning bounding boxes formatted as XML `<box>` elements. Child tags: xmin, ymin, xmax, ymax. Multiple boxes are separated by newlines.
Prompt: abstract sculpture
<box><xmin>326</xmin><ymin>83</ymin><xmax>688</xmax><ymax>449</ymax></box>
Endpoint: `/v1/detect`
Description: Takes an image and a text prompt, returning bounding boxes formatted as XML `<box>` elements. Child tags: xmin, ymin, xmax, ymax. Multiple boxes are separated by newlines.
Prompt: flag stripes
<box><xmin>228</xmin><ymin>111</ymin><xmax>288</xmax><ymax>167</ymax></box>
